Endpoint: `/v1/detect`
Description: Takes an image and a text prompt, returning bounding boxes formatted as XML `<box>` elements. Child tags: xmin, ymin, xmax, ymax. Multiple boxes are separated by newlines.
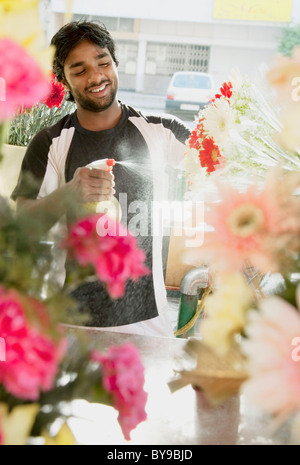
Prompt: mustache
<box><xmin>85</xmin><ymin>80</ymin><xmax>111</xmax><ymax>92</ymax></box>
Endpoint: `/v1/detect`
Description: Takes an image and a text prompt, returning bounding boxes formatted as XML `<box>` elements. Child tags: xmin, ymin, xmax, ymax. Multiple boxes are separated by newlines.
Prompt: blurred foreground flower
<box><xmin>0</xmin><ymin>195</ymin><xmax>149</xmax><ymax>444</ymax></box>
<box><xmin>0</xmin><ymin>38</ymin><xmax>50</xmax><ymax>122</ymax></box>
<box><xmin>171</xmin><ymin>52</ymin><xmax>300</xmax><ymax>444</ymax></box>
<box><xmin>7</xmin><ymin>74</ymin><xmax>75</xmax><ymax>147</ymax></box>
<box><xmin>0</xmin><ymin>1</ymin><xmax>149</xmax><ymax>445</ymax></box>
<box><xmin>0</xmin><ymin>287</ymin><xmax>67</xmax><ymax>401</ymax></box>
<box><xmin>242</xmin><ymin>288</ymin><xmax>300</xmax><ymax>427</ymax></box>
<box><xmin>0</xmin><ymin>0</ymin><xmax>53</xmax><ymax>76</ymax></box>
<box><xmin>185</xmin><ymin>167</ymin><xmax>300</xmax><ymax>275</ymax></box>
<box><xmin>0</xmin><ymin>336</ymin><xmax>148</xmax><ymax>444</ymax></box>
<box><xmin>61</xmin><ymin>214</ymin><xmax>150</xmax><ymax>299</ymax></box>
<box><xmin>0</xmin><ymin>0</ymin><xmax>54</xmax><ymax>127</ymax></box>
<box><xmin>201</xmin><ymin>273</ymin><xmax>253</xmax><ymax>356</ymax></box>
<box><xmin>266</xmin><ymin>46</ymin><xmax>300</xmax><ymax>153</ymax></box>
<box><xmin>266</xmin><ymin>46</ymin><xmax>300</xmax><ymax>103</ymax></box>
<box><xmin>92</xmin><ymin>343</ymin><xmax>148</xmax><ymax>440</ymax></box>
<box><xmin>0</xmin><ymin>403</ymin><xmax>39</xmax><ymax>446</ymax></box>
<box><xmin>0</xmin><ymin>0</ymin><xmax>38</xmax><ymax>14</ymax></box>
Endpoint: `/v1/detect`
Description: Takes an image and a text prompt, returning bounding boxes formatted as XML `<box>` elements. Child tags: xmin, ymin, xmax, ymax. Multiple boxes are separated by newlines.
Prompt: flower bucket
<box><xmin>0</xmin><ymin>143</ymin><xmax>26</xmax><ymax>200</ymax></box>
<box><xmin>0</xmin><ymin>403</ymin><xmax>39</xmax><ymax>445</ymax></box>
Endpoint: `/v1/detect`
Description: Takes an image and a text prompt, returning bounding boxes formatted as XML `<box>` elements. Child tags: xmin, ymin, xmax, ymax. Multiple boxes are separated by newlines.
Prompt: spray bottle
<box><xmin>84</xmin><ymin>158</ymin><xmax>121</xmax><ymax>221</ymax></box>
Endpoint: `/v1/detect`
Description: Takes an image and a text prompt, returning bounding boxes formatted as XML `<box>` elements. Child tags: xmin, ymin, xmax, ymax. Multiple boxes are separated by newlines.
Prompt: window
<box><xmin>72</xmin><ymin>15</ymin><xmax>135</xmax><ymax>33</ymax></box>
<box><xmin>146</xmin><ymin>42</ymin><xmax>210</xmax><ymax>76</ymax></box>
<box><xmin>115</xmin><ymin>40</ymin><xmax>138</xmax><ymax>74</ymax></box>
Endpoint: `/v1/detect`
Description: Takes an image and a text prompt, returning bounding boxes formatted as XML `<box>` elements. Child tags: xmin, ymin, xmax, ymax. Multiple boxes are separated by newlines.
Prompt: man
<box><xmin>12</xmin><ymin>21</ymin><xmax>191</xmax><ymax>337</ymax></box>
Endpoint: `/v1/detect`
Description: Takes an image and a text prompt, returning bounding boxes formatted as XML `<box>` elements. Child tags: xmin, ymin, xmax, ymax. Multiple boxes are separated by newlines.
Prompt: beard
<box><xmin>70</xmin><ymin>81</ymin><xmax>118</xmax><ymax>112</ymax></box>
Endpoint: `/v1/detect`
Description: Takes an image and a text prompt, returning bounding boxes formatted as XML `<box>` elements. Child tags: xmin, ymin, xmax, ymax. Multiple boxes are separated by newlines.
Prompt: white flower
<box><xmin>202</xmin><ymin>98</ymin><xmax>234</xmax><ymax>149</ymax></box>
<box><xmin>183</xmin><ymin>147</ymin><xmax>208</xmax><ymax>192</ymax></box>
<box><xmin>229</xmin><ymin>68</ymin><xmax>244</xmax><ymax>90</ymax></box>
<box><xmin>184</xmin><ymin>147</ymin><xmax>202</xmax><ymax>176</ymax></box>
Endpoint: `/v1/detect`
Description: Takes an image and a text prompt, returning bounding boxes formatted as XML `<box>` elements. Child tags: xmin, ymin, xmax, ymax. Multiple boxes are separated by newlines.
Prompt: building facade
<box><xmin>48</xmin><ymin>0</ymin><xmax>300</xmax><ymax>94</ymax></box>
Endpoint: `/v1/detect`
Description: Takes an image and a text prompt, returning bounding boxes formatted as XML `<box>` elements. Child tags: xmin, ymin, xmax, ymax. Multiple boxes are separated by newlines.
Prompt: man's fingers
<box><xmin>85</xmin><ymin>191</ymin><xmax>116</xmax><ymax>202</ymax></box>
<box><xmin>88</xmin><ymin>167</ymin><xmax>115</xmax><ymax>181</ymax></box>
<box><xmin>87</xmin><ymin>178</ymin><xmax>115</xmax><ymax>189</ymax></box>
<box><xmin>72</xmin><ymin>167</ymin><xmax>116</xmax><ymax>202</ymax></box>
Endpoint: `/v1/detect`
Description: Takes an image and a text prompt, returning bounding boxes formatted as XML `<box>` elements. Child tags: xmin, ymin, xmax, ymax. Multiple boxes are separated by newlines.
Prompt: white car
<box><xmin>165</xmin><ymin>71</ymin><xmax>214</xmax><ymax>117</ymax></box>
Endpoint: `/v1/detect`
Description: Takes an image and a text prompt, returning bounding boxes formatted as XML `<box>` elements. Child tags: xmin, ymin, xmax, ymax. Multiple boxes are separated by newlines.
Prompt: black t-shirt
<box><xmin>12</xmin><ymin>103</ymin><xmax>190</xmax><ymax>327</ymax></box>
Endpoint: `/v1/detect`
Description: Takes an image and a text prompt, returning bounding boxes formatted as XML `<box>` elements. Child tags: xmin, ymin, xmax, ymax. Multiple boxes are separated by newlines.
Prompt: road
<box><xmin>117</xmin><ymin>89</ymin><xmax>197</xmax><ymax>130</ymax></box>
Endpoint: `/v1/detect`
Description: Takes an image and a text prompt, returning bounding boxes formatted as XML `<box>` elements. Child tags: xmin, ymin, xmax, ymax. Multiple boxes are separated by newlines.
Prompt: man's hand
<box><xmin>69</xmin><ymin>167</ymin><xmax>116</xmax><ymax>203</ymax></box>
<box><xmin>15</xmin><ymin>167</ymin><xmax>116</xmax><ymax>233</ymax></box>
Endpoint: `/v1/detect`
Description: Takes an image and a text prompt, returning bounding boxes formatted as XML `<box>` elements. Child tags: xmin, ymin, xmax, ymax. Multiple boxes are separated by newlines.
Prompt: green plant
<box><xmin>278</xmin><ymin>25</ymin><xmax>300</xmax><ymax>56</ymax></box>
<box><xmin>7</xmin><ymin>99</ymin><xmax>75</xmax><ymax>147</ymax></box>
<box><xmin>6</xmin><ymin>73</ymin><xmax>75</xmax><ymax>147</ymax></box>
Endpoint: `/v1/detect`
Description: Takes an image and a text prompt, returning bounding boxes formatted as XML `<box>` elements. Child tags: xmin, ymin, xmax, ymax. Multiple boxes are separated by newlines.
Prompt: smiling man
<box><xmin>62</xmin><ymin>39</ymin><xmax>121</xmax><ymax>127</ymax></box>
<box><xmin>12</xmin><ymin>21</ymin><xmax>191</xmax><ymax>337</ymax></box>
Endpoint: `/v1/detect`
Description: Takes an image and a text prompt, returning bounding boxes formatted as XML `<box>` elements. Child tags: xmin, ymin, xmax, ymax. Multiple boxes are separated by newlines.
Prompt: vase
<box><xmin>0</xmin><ymin>143</ymin><xmax>26</xmax><ymax>201</ymax></box>
<box><xmin>169</xmin><ymin>339</ymin><xmax>248</xmax><ymax>406</ymax></box>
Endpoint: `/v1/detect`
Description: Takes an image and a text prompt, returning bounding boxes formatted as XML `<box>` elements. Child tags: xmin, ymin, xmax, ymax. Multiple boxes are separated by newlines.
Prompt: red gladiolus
<box><xmin>210</xmin><ymin>82</ymin><xmax>233</xmax><ymax>104</ymax></box>
<box><xmin>188</xmin><ymin>119</ymin><xmax>205</xmax><ymax>150</ymax></box>
<box><xmin>199</xmin><ymin>137</ymin><xmax>224</xmax><ymax>173</ymax></box>
<box><xmin>220</xmin><ymin>81</ymin><xmax>233</xmax><ymax>100</ymax></box>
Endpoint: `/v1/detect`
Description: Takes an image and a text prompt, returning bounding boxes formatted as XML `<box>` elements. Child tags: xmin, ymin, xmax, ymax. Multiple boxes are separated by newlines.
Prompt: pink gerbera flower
<box><xmin>0</xmin><ymin>38</ymin><xmax>50</xmax><ymax>122</ymax></box>
<box><xmin>191</xmin><ymin>181</ymin><xmax>279</xmax><ymax>273</ymax></box>
<box><xmin>242</xmin><ymin>289</ymin><xmax>300</xmax><ymax>423</ymax></box>
<box><xmin>184</xmin><ymin>166</ymin><xmax>300</xmax><ymax>274</ymax></box>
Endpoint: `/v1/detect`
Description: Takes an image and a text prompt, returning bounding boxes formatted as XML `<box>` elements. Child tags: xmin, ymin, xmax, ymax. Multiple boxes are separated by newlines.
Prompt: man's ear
<box><xmin>62</xmin><ymin>78</ymin><xmax>69</xmax><ymax>92</ymax></box>
<box><xmin>62</xmin><ymin>79</ymin><xmax>72</xmax><ymax>99</ymax></box>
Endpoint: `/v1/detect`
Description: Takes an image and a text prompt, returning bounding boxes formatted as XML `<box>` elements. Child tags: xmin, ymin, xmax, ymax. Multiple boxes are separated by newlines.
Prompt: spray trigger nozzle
<box><xmin>86</xmin><ymin>158</ymin><xmax>116</xmax><ymax>172</ymax></box>
<box><xmin>107</xmin><ymin>159</ymin><xmax>116</xmax><ymax>168</ymax></box>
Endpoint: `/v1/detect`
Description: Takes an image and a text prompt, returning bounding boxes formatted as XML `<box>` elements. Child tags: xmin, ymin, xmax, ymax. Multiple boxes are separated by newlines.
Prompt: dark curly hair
<box><xmin>51</xmin><ymin>20</ymin><xmax>119</xmax><ymax>102</ymax></box>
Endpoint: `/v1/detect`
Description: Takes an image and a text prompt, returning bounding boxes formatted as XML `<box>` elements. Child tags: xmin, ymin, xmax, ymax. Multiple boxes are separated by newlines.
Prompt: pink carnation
<box><xmin>0</xmin><ymin>287</ymin><xmax>67</xmax><ymax>401</ymax></box>
<box><xmin>61</xmin><ymin>214</ymin><xmax>150</xmax><ymax>299</ymax></box>
<box><xmin>92</xmin><ymin>343</ymin><xmax>148</xmax><ymax>440</ymax></box>
<box><xmin>0</xmin><ymin>38</ymin><xmax>50</xmax><ymax>122</ymax></box>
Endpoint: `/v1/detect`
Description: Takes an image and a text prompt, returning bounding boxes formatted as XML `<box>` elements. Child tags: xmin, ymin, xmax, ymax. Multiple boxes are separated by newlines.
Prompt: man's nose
<box><xmin>87</xmin><ymin>66</ymin><xmax>104</xmax><ymax>83</ymax></box>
